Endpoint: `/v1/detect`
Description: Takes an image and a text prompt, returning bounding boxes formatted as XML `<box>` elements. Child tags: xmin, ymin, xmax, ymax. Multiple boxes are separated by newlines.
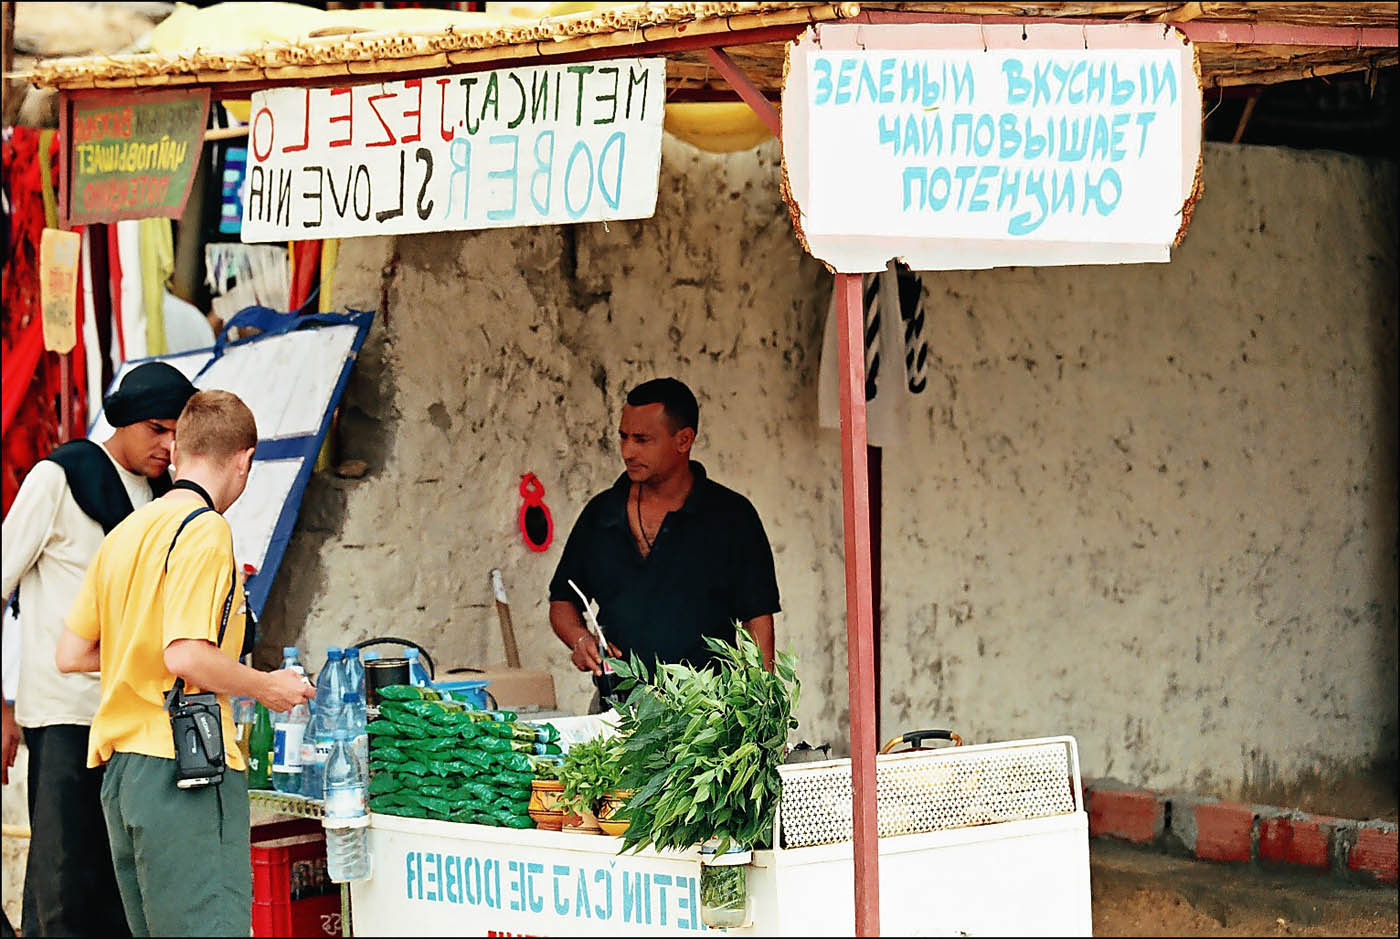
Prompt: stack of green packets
<box><xmin>366</xmin><ymin>684</ymin><xmax>563</xmax><ymax>829</ymax></box>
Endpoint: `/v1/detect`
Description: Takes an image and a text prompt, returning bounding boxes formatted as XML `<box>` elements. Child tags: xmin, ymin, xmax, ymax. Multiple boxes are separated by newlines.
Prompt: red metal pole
<box><xmin>704</xmin><ymin>47</ymin><xmax>782</xmax><ymax>138</ymax></box>
<box><xmin>835</xmin><ymin>271</ymin><xmax>880</xmax><ymax>935</ymax></box>
<box><xmin>59</xmin><ymin>354</ymin><xmax>72</xmax><ymax>442</ymax></box>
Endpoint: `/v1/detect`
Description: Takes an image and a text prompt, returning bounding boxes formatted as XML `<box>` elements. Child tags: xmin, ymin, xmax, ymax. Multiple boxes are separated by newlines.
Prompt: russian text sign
<box><xmin>783</xmin><ymin>24</ymin><xmax>1202</xmax><ymax>271</ymax></box>
<box><xmin>351</xmin><ymin>815</ymin><xmax>707</xmax><ymax>936</ymax></box>
<box><xmin>241</xmin><ymin>59</ymin><xmax>666</xmax><ymax>242</ymax></box>
<box><xmin>67</xmin><ymin>89</ymin><xmax>210</xmax><ymax>225</ymax></box>
<box><xmin>40</xmin><ymin>229</ymin><xmax>81</xmax><ymax>354</ymax></box>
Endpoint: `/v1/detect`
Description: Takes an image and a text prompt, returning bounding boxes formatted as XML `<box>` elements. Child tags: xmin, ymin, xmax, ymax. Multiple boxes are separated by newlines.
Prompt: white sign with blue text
<box><xmin>241</xmin><ymin>58</ymin><xmax>666</xmax><ymax>242</ymax></box>
<box><xmin>350</xmin><ymin>814</ymin><xmax>712</xmax><ymax>936</ymax></box>
<box><xmin>783</xmin><ymin>24</ymin><xmax>1203</xmax><ymax>271</ymax></box>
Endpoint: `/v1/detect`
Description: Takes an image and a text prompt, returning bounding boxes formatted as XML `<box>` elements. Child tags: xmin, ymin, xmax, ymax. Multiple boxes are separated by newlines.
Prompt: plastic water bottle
<box><xmin>343</xmin><ymin>647</ymin><xmax>366</xmax><ymax>701</ymax></box>
<box><xmin>301</xmin><ymin>648</ymin><xmax>346</xmax><ymax>799</ymax></box>
<box><xmin>271</xmin><ymin>664</ymin><xmax>310</xmax><ymax>794</ymax></box>
<box><xmin>404</xmin><ymin>647</ymin><xmax>432</xmax><ymax>688</ymax></box>
<box><xmin>322</xmin><ymin>729</ymin><xmax>370</xmax><ymax>882</ymax></box>
<box><xmin>339</xmin><ymin>691</ymin><xmax>369</xmax><ymax>780</ymax></box>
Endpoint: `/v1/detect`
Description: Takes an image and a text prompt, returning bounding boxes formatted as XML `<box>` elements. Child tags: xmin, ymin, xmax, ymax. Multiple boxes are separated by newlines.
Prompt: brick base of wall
<box><xmin>1083</xmin><ymin>780</ymin><xmax>1398</xmax><ymax>884</ymax></box>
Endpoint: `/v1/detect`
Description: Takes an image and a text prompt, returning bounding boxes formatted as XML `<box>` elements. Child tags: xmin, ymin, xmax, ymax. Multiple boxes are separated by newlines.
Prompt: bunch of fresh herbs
<box><xmin>558</xmin><ymin>732</ymin><xmax>626</xmax><ymax>815</ymax></box>
<box><xmin>611</xmin><ymin>630</ymin><xmax>800</xmax><ymax>856</ymax></box>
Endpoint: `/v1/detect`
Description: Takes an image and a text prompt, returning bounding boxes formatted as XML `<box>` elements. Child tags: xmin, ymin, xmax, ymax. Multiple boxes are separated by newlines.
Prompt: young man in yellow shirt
<box><xmin>56</xmin><ymin>390</ymin><xmax>315</xmax><ymax>937</ymax></box>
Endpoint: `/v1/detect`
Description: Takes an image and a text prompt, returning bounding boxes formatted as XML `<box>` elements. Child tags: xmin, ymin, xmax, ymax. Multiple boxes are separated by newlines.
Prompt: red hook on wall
<box><xmin>518</xmin><ymin>472</ymin><xmax>554</xmax><ymax>553</ymax></box>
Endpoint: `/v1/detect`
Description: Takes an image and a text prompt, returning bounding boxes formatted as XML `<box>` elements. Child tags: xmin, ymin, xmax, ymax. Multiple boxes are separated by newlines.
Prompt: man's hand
<box><xmin>1</xmin><ymin>701</ymin><xmax>19</xmax><ymax>786</ymax></box>
<box><xmin>257</xmin><ymin>669</ymin><xmax>315</xmax><ymax>713</ymax></box>
<box><xmin>570</xmin><ymin>634</ymin><xmax>621</xmax><ymax>676</ymax></box>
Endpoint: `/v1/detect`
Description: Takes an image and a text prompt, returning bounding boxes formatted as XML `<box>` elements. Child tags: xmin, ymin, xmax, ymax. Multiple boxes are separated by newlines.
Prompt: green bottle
<box><xmin>249</xmin><ymin>701</ymin><xmax>274</xmax><ymax>789</ymax></box>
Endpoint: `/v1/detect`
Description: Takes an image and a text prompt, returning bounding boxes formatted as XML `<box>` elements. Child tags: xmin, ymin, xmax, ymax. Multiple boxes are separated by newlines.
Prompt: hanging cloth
<box><xmin>818</xmin><ymin>262</ymin><xmax>920</xmax><ymax>448</ymax></box>
<box><xmin>81</xmin><ymin>230</ymin><xmax>102</xmax><ymax>421</ymax></box>
<box><xmin>106</xmin><ymin>224</ymin><xmax>127</xmax><ymax>368</ymax></box>
<box><xmin>115</xmin><ymin>220</ymin><xmax>146</xmax><ymax>361</ymax></box>
<box><xmin>139</xmin><ymin>217</ymin><xmax>174</xmax><ymax>357</ymax></box>
<box><xmin>85</xmin><ymin>223</ymin><xmax>115</xmax><ymax>394</ymax></box>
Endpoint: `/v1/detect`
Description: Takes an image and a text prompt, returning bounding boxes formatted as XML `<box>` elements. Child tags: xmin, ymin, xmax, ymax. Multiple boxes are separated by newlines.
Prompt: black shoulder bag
<box><xmin>162</xmin><ymin>492</ymin><xmax>238</xmax><ymax>790</ymax></box>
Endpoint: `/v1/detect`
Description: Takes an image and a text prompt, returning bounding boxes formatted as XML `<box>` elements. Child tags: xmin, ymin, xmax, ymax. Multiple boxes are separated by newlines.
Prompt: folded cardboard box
<box><xmin>442</xmin><ymin>665</ymin><xmax>556</xmax><ymax>710</ymax></box>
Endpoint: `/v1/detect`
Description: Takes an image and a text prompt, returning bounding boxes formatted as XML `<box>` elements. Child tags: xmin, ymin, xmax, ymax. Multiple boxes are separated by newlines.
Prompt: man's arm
<box><xmin>740</xmin><ymin>614</ymin><xmax>775</xmax><ymax>672</ymax></box>
<box><xmin>4</xmin><ymin>464</ymin><xmax>70</xmax><ymax>783</ymax></box>
<box><xmin>55</xmin><ymin>628</ymin><xmax>100</xmax><ymax>673</ymax></box>
<box><xmin>550</xmin><ymin>600</ymin><xmax>619</xmax><ymax>676</ymax></box>
<box><xmin>163</xmin><ymin>640</ymin><xmax>314</xmax><ymax>713</ymax></box>
<box><xmin>2</xmin><ymin>461</ymin><xmax>66</xmax><ymax>602</ymax></box>
<box><xmin>1</xmin><ymin>699</ymin><xmax>18</xmax><ymax>786</ymax></box>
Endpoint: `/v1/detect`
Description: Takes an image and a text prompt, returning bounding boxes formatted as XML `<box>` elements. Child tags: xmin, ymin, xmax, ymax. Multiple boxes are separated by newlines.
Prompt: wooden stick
<box><xmin>204</xmin><ymin>124</ymin><xmax>249</xmax><ymax>142</ymax></box>
<box><xmin>1230</xmin><ymin>91</ymin><xmax>1258</xmax><ymax>143</ymax></box>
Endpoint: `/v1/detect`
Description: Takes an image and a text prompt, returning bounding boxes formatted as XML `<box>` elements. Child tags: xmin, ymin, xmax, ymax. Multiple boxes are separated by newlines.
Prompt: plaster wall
<box><xmin>261</xmin><ymin>138</ymin><xmax>1397</xmax><ymax>804</ymax></box>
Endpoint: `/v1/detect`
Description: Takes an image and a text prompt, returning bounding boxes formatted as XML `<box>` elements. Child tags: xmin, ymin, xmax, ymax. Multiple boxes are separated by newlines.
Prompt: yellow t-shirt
<box><xmin>67</xmin><ymin>497</ymin><xmax>247</xmax><ymax>770</ymax></box>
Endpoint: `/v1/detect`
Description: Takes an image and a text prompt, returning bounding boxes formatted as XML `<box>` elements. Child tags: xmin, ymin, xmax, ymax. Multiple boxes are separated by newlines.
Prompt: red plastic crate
<box><xmin>251</xmin><ymin>819</ymin><xmax>343</xmax><ymax>938</ymax></box>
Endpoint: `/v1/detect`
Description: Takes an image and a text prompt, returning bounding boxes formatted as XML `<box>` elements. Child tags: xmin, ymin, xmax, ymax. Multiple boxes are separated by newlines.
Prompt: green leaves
<box><xmin>557</xmin><ymin>733</ymin><xmax>627</xmax><ymax>815</ymax></box>
<box><xmin>610</xmin><ymin>630</ymin><xmax>800</xmax><ymax>855</ymax></box>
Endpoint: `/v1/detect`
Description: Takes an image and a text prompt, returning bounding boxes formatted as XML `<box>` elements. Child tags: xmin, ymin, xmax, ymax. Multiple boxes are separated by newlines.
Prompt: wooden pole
<box><xmin>704</xmin><ymin>46</ymin><xmax>781</xmax><ymax>137</ymax></box>
<box><xmin>1231</xmin><ymin>92</ymin><xmax>1260</xmax><ymax>144</ymax></box>
<box><xmin>835</xmin><ymin>271</ymin><xmax>880</xmax><ymax>936</ymax></box>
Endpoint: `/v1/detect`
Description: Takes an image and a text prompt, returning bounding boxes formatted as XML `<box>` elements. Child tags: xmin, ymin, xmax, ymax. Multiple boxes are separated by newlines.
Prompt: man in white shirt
<box><xmin>1</xmin><ymin>361</ymin><xmax>196</xmax><ymax>938</ymax></box>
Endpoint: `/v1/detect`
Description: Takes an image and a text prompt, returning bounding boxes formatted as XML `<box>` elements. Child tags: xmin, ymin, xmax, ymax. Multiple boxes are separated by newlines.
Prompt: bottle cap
<box><xmin>283</xmin><ymin>646</ymin><xmax>298</xmax><ymax>658</ymax></box>
<box><xmin>405</xmin><ymin>648</ymin><xmax>418</xmax><ymax>658</ymax></box>
<box><xmin>327</xmin><ymin>647</ymin><xmax>343</xmax><ymax>660</ymax></box>
<box><xmin>362</xmin><ymin>651</ymin><xmax>380</xmax><ymax>661</ymax></box>
<box><xmin>344</xmin><ymin>648</ymin><xmax>360</xmax><ymax>660</ymax></box>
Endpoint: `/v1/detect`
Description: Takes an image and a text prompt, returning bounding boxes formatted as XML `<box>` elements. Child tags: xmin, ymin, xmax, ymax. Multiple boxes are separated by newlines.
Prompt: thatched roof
<box><xmin>16</xmin><ymin>2</ymin><xmax>1398</xmax><ymax>94</ymax></box>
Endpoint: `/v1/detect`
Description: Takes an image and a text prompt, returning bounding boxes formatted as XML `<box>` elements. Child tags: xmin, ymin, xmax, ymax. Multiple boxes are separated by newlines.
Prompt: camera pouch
<box><xmin>167</xmin><ymin>688</ymin><xmax>226</xmax><ymax>789</ymax></box>
<box><xmin>162</xmin><ymin>505</ymin><xmax>238</xmax><ymax>790</ymax></box>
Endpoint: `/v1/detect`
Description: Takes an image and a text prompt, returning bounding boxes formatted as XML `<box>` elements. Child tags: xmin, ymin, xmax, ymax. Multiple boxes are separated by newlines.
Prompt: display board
<box><xmin>65</xmin><ymin>89</ymin><xmax>211</xmax><ymax>225</ymax></box>
<box><xmin>240</xmin><ymin>59</ymin><xmax>667</xmax><ymax>241</ymax></box>
<box><xmin>783</xmin><ymin>23</ymin><xmax>1203</xmax><ymax>271</ymax></box>
<box><xmin>87</xmin><ymin>309</ymin><xmax>375</xmax><ymax>616</ymax></box>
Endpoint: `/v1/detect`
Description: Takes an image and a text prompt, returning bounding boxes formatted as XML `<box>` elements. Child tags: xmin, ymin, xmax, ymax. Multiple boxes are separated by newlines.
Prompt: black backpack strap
<box><xmin>44</xmin><ymin>440</ymin><xmax>136</xmax><ymax>534</ymax></box>
<box><xmin>164</xmin><ymin>508</ymin><xmax>239</xmax><ymax>707</ymax></box>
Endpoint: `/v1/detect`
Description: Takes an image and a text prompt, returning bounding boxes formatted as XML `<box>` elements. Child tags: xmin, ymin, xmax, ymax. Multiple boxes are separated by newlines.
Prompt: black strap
<box><xmin>171</xmin><ymin>479</ymin><xmax>215</xmax><ymax>510</ymax></box>
<box><xmin>45</xmin><ymin>440</ymin><xmax>137</xmax><ymax>534</ymax></box>
<box><xmin>164</xmin><ymin>507</ymin><xmax>239</xmax><ymax>708</ymax></box>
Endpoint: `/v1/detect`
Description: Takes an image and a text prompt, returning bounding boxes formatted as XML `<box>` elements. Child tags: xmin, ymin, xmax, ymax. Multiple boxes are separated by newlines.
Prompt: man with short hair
<box><xmin>55</xmin><ymin>389</ymin><xmax>315</xmax><ymax>937</ymax></box>
<box><xmin>1</xmin><ymin>361</ymin><xmax>196</xmax><ymax>937</ymax></box>
<box><xmin>549</xmin><ymin>378</ymin><xmax>780</xmax><ymax>709</ymax></box>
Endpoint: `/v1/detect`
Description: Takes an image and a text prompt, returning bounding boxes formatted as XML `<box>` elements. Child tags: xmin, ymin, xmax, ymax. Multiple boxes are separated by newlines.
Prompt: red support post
<box><xmin>835</xmin><ymin>271</ymin><xmax>880</xmax><ymax>935</ymax></box>
<box><xmin>704</xmin><ymin>46</ymin><xmax>782</xmax><ymax>138</ymax></box>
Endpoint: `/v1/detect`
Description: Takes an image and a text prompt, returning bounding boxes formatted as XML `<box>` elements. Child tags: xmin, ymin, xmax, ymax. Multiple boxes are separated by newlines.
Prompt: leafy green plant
<box><xmin>611</xmin><ymin>630</ymin><xmax>800</xmax><ymax>856</ymax></box>
<box><xmin>558</xmin><ymin>733</ymin><xmax>626</xmax><ymax>815</ymax></box>
<box><xmin>532</xmin><ymin>759</ymin><xmax>560</xmax><ymax>782</ymax></box>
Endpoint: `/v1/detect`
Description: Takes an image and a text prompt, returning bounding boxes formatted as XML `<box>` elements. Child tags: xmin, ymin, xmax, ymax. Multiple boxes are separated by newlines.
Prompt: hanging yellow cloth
<box><xmin>139</xmin><ymin>218</ymin><xmax>174</xmax><ymax>356</ymax></box>
<box><xmin>318</xmin><ymin>239</ymin><xmax>339</xmax><ymax>314</ymax></box>
<box><xmin>37</xmin><ymin>130</ymin><xmax>59</xmax><ymax>229</ymax></box>
<box><xmin>313</xmin><ymin>238</ymin><xmax>340</xmax><ymax>472</ymax></box>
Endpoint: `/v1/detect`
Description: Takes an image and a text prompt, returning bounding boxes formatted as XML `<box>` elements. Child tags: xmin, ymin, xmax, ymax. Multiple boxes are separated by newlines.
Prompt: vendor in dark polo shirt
<box><xmin>548</xmin><ymin>378</ymin><xmax>779</xmax><ymax>710</ymax></box>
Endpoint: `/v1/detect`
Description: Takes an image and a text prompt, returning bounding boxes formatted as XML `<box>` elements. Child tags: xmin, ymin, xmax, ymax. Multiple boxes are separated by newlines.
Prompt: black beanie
<box><xmin>104</xmin><ymin>362</ymin><xmax>198</xmax><ymax>428</ymax></box>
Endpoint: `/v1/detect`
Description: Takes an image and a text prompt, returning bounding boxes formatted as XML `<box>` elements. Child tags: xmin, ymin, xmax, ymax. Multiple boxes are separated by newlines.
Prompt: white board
<box><xmin>241</xmin><ymin>59</ymin><xmax>667</xmax><ymax>241</ymax></box>
<box><xmin>783</xmin><ymin>24</ymin><xmax>1203</xmax><ymax>272</ymax></box>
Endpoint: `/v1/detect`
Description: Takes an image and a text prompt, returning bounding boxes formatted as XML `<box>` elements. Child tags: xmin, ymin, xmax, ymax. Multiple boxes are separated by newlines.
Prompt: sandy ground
<box><xmin>1091</xmin><ymin>840</ymin><xmax>1399</xmax><ymax>937</ymax></box>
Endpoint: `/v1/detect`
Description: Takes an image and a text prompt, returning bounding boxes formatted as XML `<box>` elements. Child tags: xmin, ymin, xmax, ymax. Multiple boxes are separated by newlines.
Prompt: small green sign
<box><xmin>66</xmin><ymin>88</ymin><xmax>210</xmax><ymax>225</ymax></box>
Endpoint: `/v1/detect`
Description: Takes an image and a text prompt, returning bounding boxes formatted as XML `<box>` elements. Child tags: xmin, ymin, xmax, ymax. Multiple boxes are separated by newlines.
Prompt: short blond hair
<box><xmin>176</xmin><ymin>390</ymin><xmax>257</xmax><ymax>459</ymax></box>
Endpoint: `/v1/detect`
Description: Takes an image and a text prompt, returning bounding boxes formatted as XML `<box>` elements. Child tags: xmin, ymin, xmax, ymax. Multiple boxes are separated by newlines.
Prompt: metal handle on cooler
<box><xmin>879</xmin><ymin>729</ymin><xmax>963</xmax><ymax>754</ymax></box>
